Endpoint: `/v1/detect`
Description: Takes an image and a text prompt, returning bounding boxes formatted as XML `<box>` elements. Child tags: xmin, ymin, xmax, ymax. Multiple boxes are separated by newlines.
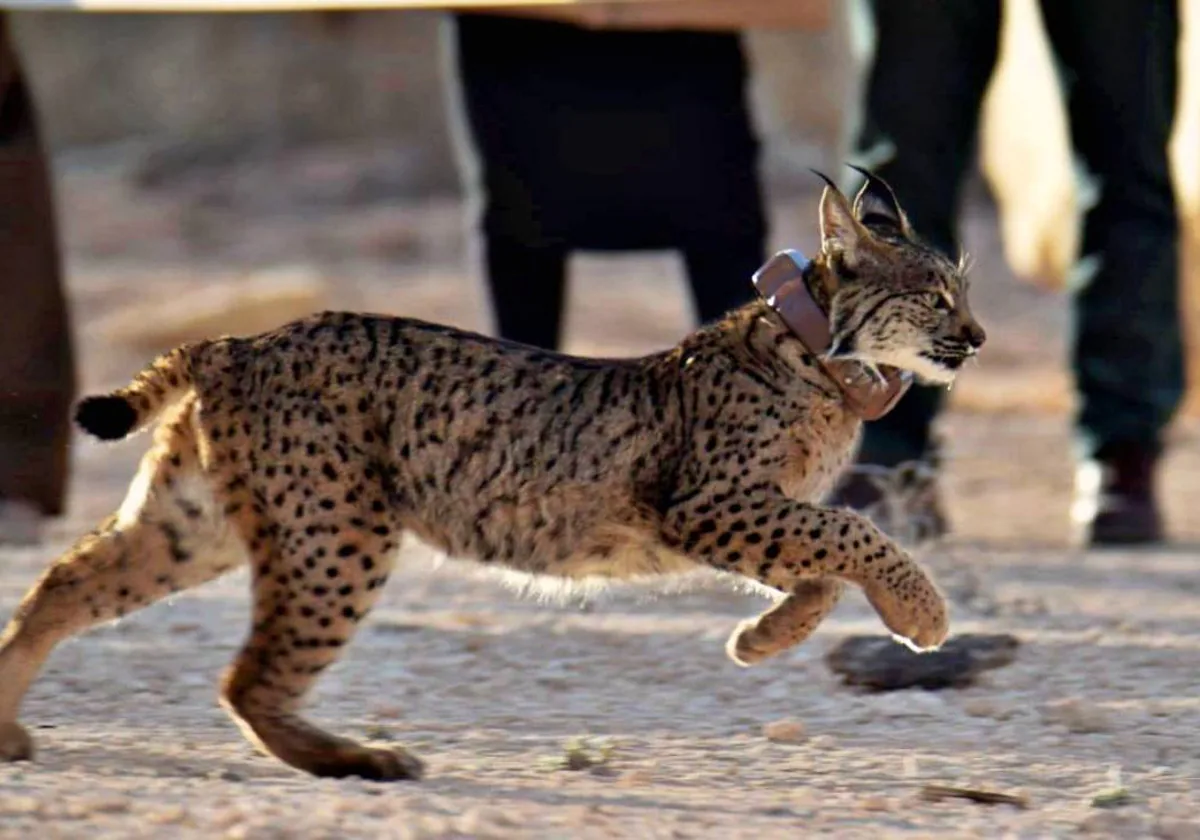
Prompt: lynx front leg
<box><xmin>726</xmin><ymin>578</ymin><xmax>844</xmax><ymax>666</ymax></box>
<box><xmin>671</xmin><ymin>490</ymin><xmax>948</xmax><ymax>652</ymax></box>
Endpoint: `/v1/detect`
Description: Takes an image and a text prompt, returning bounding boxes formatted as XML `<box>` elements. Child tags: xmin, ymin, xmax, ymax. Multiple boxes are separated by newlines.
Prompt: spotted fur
<box><xmin>0</xmin><ymin>173</ymin><xmax>984</xmax><ymax>781</ymax></box>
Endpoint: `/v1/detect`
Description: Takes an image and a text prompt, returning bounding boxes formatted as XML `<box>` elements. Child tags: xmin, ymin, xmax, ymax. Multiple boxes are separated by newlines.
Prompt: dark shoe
<box><xmin>1072</xmin><ymin>443</ymin><xmax>1164</xmax><ymax>547</ymax></box>
<box><xmin>826</xmin><ymin>460</ymin><xmax>948</xmax><ymax>546</ymax></box>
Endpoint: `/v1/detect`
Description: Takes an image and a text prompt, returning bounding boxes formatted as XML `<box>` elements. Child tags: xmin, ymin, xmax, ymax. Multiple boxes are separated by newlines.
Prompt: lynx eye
<box><xmin>930</xmin><ymin>293</ymin><xmax>953</xmax><ymax>312</ymax></box>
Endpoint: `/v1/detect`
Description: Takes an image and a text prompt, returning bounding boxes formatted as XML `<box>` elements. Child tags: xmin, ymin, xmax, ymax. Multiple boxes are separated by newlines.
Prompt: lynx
<box><xmin>0</xmin><ymin>169</ymin><xmax>984</xmax><ymax>780</ymax></box>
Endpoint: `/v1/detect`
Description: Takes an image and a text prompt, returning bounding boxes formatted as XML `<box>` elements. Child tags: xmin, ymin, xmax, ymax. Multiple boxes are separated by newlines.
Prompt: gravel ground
<box><xmin>1</xmin><ymin>157</ymin><xmax>1198</xmax><ymax>838</ymax></box>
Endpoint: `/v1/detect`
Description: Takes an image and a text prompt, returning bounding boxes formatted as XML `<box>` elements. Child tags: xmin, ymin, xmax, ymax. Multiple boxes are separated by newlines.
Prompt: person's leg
<box><xmin>842</xmin><ymin>0</ymin><xmax>1001</xmax><ymax>470</ymax></box>
<box><xmin>481</xmin><ymin>227</ymin><xmax>568</xmax><ymax>351</ymax></box>
<box><xmin>0</xmin><ymin>16</ymin><xmax>77</xmax><ymax>543</ymax></box>
<box><xmin>828</xmin><ymin>0</ymin><xmax>1000</xmax><ymax>541</ymax></box>
<box><xmin>451</xmin><ymin>14</ymin><xmax>570</xmax><ymax>351</ymax></box>
<box><xmin>1038</xmin><ymin>0</ymin><xmax>1182</xmax><ymax>544</ymax></box>
<box><xmin>672</xmin><ymin>33</ymin><xmax>767</xmax><ymax>326</ymax></box>
<box><xmin>454</xmin><ymin>15</ymin><xmax>770</xmax><ymax>345</ymax></box>
<box><xmin>682</xmin><ymin>234</ymin><xmax>766</xmax><ymax>325</ymax></box>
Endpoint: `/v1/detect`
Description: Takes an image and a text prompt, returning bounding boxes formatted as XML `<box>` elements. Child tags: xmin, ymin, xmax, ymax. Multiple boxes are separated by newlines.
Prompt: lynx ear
<box><xmin>813</xmin><ymin>170</ymin><xmax>863</xmax><ymax>255</ymax></box>
<box><xmin>847</xmin><ymin>164</ymin><xmax>912</xmax><ymax>237</ymax></box>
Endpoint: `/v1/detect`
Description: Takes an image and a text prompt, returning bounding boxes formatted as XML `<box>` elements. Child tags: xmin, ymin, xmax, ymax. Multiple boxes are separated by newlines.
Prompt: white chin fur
<box><xmin>862</xmin><ymin>347</ymin><xmax>958</xmax><ymax>385</ymax></box>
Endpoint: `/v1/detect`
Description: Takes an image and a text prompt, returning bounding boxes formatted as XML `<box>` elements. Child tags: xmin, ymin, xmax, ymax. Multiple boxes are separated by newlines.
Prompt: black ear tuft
<box><xmin>846</xmin><ymin>164</ymin><xmax>911</xmax><ymax>236</ymax></box>
<box><xmin>808</xmin><ymin>168</ymin><xmax>841</xmax><ymax>194</ymax></box>
<box><xmin>817</xmin><ymin>172</ymin><xmax>862</xmax><ymax>254</ymax></box>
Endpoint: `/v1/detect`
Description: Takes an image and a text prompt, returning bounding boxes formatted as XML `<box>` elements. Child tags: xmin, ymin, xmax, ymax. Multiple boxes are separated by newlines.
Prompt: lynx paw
<box><xmin>0</xmin><ymin>722</ymin><xmax>33</xmax><ymax>762</ymax></box>
<box><xmin>310</xmin><ymin>744</ymin><xmax>425</xmax><ymax>782</ymax></box>
<box><xmin>866</xmin><ymin>576</ymin><xmax>949</xmax><ymax>652</ymax></box>
<box><xmin>726</xmin><ymin>618</ymin><xmax>777</xmax><ymax>667</ymax></box>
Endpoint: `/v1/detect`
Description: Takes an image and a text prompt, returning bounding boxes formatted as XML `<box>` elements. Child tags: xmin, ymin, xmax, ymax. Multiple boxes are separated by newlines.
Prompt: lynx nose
<box><xmin>960</xmin><ymin>321</ymin><xmax>986</xmax><ymax>349</ymax></box>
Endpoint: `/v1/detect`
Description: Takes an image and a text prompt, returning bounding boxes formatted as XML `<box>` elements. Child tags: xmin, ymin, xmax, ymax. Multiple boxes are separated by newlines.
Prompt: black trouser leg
<box><xmin>452</xmin><ymin>13</ymin><xmax>766</xmax><ymax>349</ymax></box>
<box><xmin>681</xmin><ymin>236</ymin><xmax>766</xmax><ymax>326</ymax></box>
<box><xmin>846</xmin><ymin>0</ymin><xmax>1001</xmax><ymax>466</ymax></box>
<box><xmin>1038</xmin><ymin>0</ymin><xmax>1183</xmax><ymax>460</ymax></box>
<box><xmin>481</xmin><ymin>231</ymin><xmax>567</xmax><ymax>351</ymax></box>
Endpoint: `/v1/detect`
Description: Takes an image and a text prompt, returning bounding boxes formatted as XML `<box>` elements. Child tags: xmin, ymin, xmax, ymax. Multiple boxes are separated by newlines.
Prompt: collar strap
<box><xmin>752</xmin><ymin>250</ymin><xmax>912</xmax><ymax>421</ymax></box>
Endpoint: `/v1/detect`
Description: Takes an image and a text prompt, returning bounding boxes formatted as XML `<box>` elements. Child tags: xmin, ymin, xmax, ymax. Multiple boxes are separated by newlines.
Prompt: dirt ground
<box><xmin>2</xmin><ymin>152</ymin><xmax>1199</xmax><ymax>838</ymax></box>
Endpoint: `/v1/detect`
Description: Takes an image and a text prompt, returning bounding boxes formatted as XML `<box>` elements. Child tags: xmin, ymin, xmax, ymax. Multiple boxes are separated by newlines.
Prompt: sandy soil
<box><xmin>2</xmin><ymin>153</ymin><xmax>1199</xmax><ymax>838</ymax></box>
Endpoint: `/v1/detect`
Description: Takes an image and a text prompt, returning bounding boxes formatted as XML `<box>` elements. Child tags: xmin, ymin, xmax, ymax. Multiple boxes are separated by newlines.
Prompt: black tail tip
<box><xmin>74</xmin><ymin>395</ymin><xmax>138</xmax><ymax>441</ymax></box>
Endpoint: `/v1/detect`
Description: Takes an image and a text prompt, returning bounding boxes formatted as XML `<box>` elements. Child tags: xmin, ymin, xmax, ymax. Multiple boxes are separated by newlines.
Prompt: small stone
<box><xmin>963</xmin><ymin>698</ymin><xmax>1014</xmax><ymax>720</ymax></box>
<box><xmin>1041</xmin><ymin>698</ymin><xmax>1114</xmax><ymax>734</ymax></box>
<box><xmin>87</xmin><ymin>796</ymin><xmax>131</xmax><ymax>814</ymax></box>
<box><xmin>59</xmin><ymin>801</ymin><xmax>90</xmax><ymax>820</ymax></box>
<box><xmin>963</xmin><ymin>698</ymin><xmax>997</xmax><ymax>718</ymax></box>
<box><xmin>763</xmin><ymin>719</ymin><xmax>807</xmax><ymax>744</ymax></box>
<box><xmin>616</xmin><ymin>768</ymin><xmax>655</xmax><ymax>787</ymax></box>
<box><xmin>825</xmin><ymin>633</ymin><xmax>1019</xmax><ymax>692</ymax></box>
<box><xmin>455</xmin><ymin>806</ymin><xmax>518</xmax><ymax>835</ymax></box>
<box><xmin>1079</xmin><ymin>811</ymin><xmax>1146</xmax><ymax>835</ymax></box>
<box><xmin>861</xmin><ymin>796</ymin><xmax>892</xmax><ymax>812</ymax></box>
<box><xmin>0</xmin><ymin>795</ymin><xmax>42</xmax><ymax>816</ymax></box>
<box><xmin>1150</xmin><ymin>801</ymin><xmax>1200</xmax><ymax>839</ymax></box>
<box><xmin>209</xmin><ymin>810</ymin><xmax>246</xmax><ymax>830</ymax></box>
<box><xmin>147</xmin><ymin>805</ymin><xmax>190</xmax><ymax>825</ymax></box>
<box><xmin>1154</xmin><ymin>818</ymin><xmax>1200</xmax><ymax>840</ymax></box>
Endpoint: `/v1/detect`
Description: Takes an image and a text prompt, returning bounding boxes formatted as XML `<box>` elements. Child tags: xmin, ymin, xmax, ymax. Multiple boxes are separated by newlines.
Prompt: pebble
<box><xmin>1154</xmin><ymin>818</ymin><xmax>1200</xmax><ymax>840</ymax></box>
<box><xmin>146</xmin><ymin>805</ymin><xmax>190</xmax><ymax>825</ymax></box>
<box><xmin>0</xmin><ymin>795</ymin><xmax>42</xmax><ymax>816</ymax></box>
<box><xmin>962</xmin><ymin>698</ymin><xmax>1013</xmax><ymax>720</ymax></box>
<box><xmin>616</xmin><ymin>768</ymin><xmax>656</xmax><ymax>787</ymax></box>
<box><xmin>1078</xmin><ymin>810</ymin><xmax>1146</xmax><ymax>835</ymax></box>
<box><xmin>1041</xmin><ymin>698</ymin><xmax>1114</xmax><ymax>734</ymax></box>
<box><xmin>86</xmin><ymin>796</ymin><xmax>132</xmax><ymax>814</ymax></box>
<box><xmin>762</xmin><ymin>719</ymin><xmax>807</xmax><ymax>744</ymax></box>
<box><xmin>860</xmin><ymin>796</ymin><xmax>892</xmax><ymax>812</ymax></box>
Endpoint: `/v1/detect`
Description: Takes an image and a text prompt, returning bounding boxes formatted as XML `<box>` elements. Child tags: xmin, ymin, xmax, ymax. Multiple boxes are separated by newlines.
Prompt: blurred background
<box><xmin>4</xmin><ymin>10</ymin><xmax>1200</xmax><ymax>832</ymax></box>
<box><xmin>2</xmin><ymin>0</ymin><xmax>1200</xmax><ymax>544</ymax></box>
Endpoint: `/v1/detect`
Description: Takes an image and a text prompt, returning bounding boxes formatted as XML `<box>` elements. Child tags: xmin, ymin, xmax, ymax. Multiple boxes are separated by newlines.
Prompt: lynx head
<box><xmin>813</xmin><ymin>166</ymin><xmax>985</xmax><ymax>385</ymax></box>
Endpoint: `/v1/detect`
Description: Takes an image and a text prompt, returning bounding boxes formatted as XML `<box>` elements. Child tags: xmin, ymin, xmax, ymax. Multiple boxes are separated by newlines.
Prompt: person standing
<box><xmin>831</xmin><ymin>0</ymin><xmax>1183</xmax><ymax>546</ymax></box>
<box><xmin>0</xmin><ymin>15</ymin><xmax>78</xmax><ymax>544</ymax></box>
<box><xmin>449</xmin><ymin>12</ymin><xmax>768</xmax><ymax>350</ymax></box>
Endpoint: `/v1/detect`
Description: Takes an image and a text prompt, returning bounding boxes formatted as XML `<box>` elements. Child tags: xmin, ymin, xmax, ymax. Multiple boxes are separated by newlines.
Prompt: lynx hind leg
<box><xmin>0</xmin><ymin>397</ymin><xmax>247</xmax><ymax>761</ymax></box>
<box><xmin>727</xmin><ymin>578</ymin><xmax>844</xmax><ymax>667</ymax></box>
<box><xmin>218</xmin><ymin>499</ymin><xmax>422</xmax><ymax>781</ymax></box>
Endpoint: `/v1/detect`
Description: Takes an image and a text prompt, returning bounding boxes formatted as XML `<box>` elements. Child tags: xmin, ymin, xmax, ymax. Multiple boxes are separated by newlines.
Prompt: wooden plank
<box><xmin>0</xmin><ymin>0</ymin><xmax>623</xmax><ymax>9</ymax></box>
<box><xmin>481</xmin><ymin>0</ymin><xmax>832</xmax><ymax>31</ymax></box>
<box><xmin>0</xmin><ymin>0</ymin><xmax>830</xmax><ymax>27</ymax></box>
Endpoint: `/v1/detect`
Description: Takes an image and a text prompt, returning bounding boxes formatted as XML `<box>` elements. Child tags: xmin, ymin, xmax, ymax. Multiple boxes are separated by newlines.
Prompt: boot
<box><xmin>1072</xmin><ymin>442</ymin><xmax>1164</xmax><ymax>546</ymax></box>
